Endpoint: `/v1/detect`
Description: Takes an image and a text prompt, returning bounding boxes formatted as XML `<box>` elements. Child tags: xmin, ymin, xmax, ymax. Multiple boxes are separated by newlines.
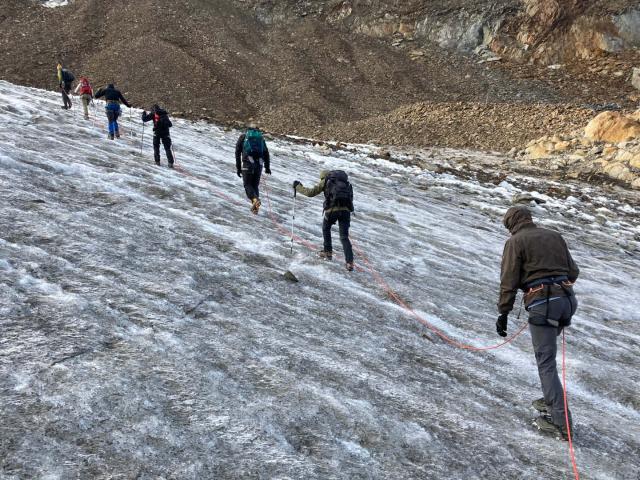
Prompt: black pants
<box><xmin>242</xmin><ymin>167</ymin><xmax>262</xmax><ymax>200</ymax></box>
<box><xmin>61</xmin><ymin>83</ymin><xmax>72</xmax><ymax>109</ymax></box>
<box><xmin>323</xmin><ymin>210</ymin><xmax>353</xmax><ymax>263</ymax></box>
<box><xmin>153</xmin><ymin>134</ymin><xmax>174</xmax><ymax>164</ymax></box>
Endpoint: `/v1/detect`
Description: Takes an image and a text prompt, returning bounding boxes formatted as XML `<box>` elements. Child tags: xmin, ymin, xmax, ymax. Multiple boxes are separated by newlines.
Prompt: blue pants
<box><xmin>105</xmin><ymin>104</ymin><xmax>121</xmax><ymax>136</ymax></box>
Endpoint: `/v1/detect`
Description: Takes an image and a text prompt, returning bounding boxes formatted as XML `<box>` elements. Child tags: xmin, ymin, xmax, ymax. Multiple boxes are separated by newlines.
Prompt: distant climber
<box><xmin>94</xmin><ymin>83</ymin><xmax>131</xmax><ymax>140</ymax></box>
<box><xmin>73</xmin><ymin>76</ymin><xmax>94</xmax><ymax>120</ymax></box>
<box><xmin>56</xmin><ymin>63</ymin><xmax>74</xmax><ymax>110</ymax></box>
<box><xmin>496</xmin><ymin>206</ymin><xmax>579</xmax><ymax>441</ymax></box>
<box><xmin>293</xmin><ymin>170</ymin><xmax>354</xmax><ymax>271</ymax></box>
<box><xmin>142</xmin><ymin>104</ymin><xmax>174</xmax><ymax>168</ymax></box>
<box><xmin>235</xmin><ymin>125</ymin><xmax>271</xmax><ymax>214</ymax></box>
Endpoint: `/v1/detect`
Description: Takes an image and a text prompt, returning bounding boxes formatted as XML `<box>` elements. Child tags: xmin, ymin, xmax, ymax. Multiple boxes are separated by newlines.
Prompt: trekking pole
<box><xmin>290</xmin><ymin>188</ymin><xmax>297</xmax><ymax>254</ymax></box>
<box><xmin>129</xmin><ymin>107</ymin><xmax>133</xmax><ymax>138</ymax></box>
<box><xmin>140</xmin><ymin>121</ymin><xmax>145</xmax><ymax>154</ymax></box>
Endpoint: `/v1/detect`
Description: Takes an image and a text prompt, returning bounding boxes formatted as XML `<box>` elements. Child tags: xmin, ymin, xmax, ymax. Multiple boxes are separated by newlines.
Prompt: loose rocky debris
<box><xmin>283</xmin><ymin>270</ymin><xmax>299</xmax><ymax>283</ymax></box>
<box><xmin>516</xmin><ymin>109</ymin><xmax>640</xmax><ymax>189</ymax></box>
<box><xmin>318</xmin><ymin>102</ymin><xmax>596</xmax><ymax>153</ymax></box>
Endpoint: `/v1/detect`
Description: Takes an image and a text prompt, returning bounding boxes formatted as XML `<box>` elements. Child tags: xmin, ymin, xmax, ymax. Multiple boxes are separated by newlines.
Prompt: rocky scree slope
<box><xmin>1</xmin><ymin>0</ymin><xmax>639</xmax><ymax>154</ymax></box>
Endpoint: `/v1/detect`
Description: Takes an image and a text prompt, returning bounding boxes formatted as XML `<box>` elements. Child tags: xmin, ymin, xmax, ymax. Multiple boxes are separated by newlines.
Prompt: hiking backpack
<box><xmin>154</xmin><ymin>112</ymin><xmax>172</xmax><ymax>130</ymax></box>
<box><xmin>79</xmin><ymin>78</ymin><xmax>92</xmax><ymax>95</ymax></box>
<box><xmin>243</xmin><ymin>129</ymin><xmax>264</xmax><ymax>159</ymax></box>
<box><xmin>324</xmin><ymin>170</ymin><xmax>354</xmax><ymax>211</ymax></box>
<box><xmin>61</xmin><ymin>69</ymin><xmax>75</xmax><ymax>83</ymax></box>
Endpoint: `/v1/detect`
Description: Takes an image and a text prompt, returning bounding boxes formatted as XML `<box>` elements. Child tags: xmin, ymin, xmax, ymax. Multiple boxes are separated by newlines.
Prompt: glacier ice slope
<box><xmin>1</xmin><ymin>81</ymin><xmax>639</xmax><ymax>479</ymax></box>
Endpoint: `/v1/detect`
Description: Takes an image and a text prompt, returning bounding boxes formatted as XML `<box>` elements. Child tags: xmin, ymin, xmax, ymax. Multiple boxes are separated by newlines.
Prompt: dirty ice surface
<box><xmin>42</xmin><ymin>0</ymin><xmax>69</xmax><ymax>8</ymax></box>
<box><xmin>1</xmin><ymin>81</ymin><xmax>639</xmax><ymax>479</ymax></box>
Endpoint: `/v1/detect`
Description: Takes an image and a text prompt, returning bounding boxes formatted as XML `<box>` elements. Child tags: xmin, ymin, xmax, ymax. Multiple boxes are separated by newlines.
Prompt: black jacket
<box><xmin>235</xmin><ymin>133</ymin><xmax>270</xmax><ymax>174</ymax></box>
<box><xmin>94</xmin><ymin>84</ymin><xmax>131</xmax><ymax>108</ymax></box>
<box><xmin>59</xmin><ymin>69</ymin><xmax>74</xmax><ymax>87</ymax></box>
<box><xmin>142</xmin><ymin>107</ymin><xmax>172</xmax><ymax>137</ymax></box>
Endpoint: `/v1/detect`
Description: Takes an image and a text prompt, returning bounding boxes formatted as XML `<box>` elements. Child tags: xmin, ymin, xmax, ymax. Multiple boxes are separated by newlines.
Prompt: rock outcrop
<box><xmin>585</xmin><ymin>111</ymin><xmax>640</xmax><ymax>143</ymax></box>
<box><xmin>488</xmin><ymin>1</ymin><xmax>640</xmax><ymax>65</ymax></box>
<box><xmin>518</xmin><ymin>109</ymin><xmax>640</xmax><ymax>189</ymax></box>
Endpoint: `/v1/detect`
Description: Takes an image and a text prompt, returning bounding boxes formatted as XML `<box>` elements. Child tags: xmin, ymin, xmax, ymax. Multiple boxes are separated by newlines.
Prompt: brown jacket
<box><xmin>498</xmin><ymin>207</ymin><xmax>579</xmax><ymax>314</ymax></box>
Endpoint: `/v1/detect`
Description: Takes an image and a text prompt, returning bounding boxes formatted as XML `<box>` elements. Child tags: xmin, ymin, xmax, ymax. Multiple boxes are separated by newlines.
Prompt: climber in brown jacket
<box><xmin>498</xmin><ymin>206</ymin><xmax>580</xmax><ymax>316</ymax></box>
<box><xmin>496</xmin><ymin>206</ymin><xmax>579</xmax><ymax>441</ymax></box>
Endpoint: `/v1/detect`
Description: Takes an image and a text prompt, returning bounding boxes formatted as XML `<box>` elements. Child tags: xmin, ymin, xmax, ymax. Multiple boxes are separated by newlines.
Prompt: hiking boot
<box><xmin>168</xmin><ymin>163</ymin><xmax>174</xmax><ymax>169</ymax></box>
<box><xmin>108</xmin><ymin>133</ymin><xmax>114</xmax><ymax>140</ymax></box>
<box><xmin>346</xmin><ymin>262</ymin><xmax>354</xmax><ymax>271</ymax></box>
<box><xmin>318</xmin><ymin>251</ymin><xmax>332</xmax><ymax>260</ymax></box>
<box><xmin>155</xmin><ymin>161</ymin><xmax>161</xmax><ymax>166</ymax></box>
<box><xmin>534</xmin><ymin>415</ymin><xmax>572</xmax><ymax>441</ymax></box>
<box><xmin>250</xmin><ymin>198</ymin><xmax>261</xmax><ymax>214</ymax></box>
<box><xmin>532</xmin><ymin>398</ymin><xmax>549</xmax><ymax>413</ymax></box>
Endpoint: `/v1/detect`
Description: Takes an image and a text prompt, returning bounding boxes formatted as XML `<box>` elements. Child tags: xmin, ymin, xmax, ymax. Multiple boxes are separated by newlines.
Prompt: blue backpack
<box><xmin>243</xmin><ymin>129</ymin><xmax>264</xmax><ymax>158</ymax></box>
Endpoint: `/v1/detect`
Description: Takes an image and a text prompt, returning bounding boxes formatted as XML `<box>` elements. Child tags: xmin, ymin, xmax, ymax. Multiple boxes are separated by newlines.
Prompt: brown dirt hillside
<box><xmin>1</xmin><ymin>0</ymin><xmax>639</xmax><ymax>152</ymax></box>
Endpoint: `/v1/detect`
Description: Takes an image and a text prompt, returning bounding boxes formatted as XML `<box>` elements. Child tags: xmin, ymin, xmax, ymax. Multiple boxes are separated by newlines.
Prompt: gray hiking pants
<box><xmin>528</xmin><ymin>295</ymin><xmax>577</xmax><ymax>427</ymax></box>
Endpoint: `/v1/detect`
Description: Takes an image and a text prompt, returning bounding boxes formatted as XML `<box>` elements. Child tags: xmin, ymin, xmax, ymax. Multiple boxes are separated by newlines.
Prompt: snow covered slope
<box><xmin>1</xmin><ymin>81</ymin><xmax>639</xmax><ymax>479</ymax></box>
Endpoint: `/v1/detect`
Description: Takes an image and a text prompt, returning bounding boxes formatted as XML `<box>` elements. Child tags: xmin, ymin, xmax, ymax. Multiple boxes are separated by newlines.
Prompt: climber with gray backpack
<box><xmin>235</xmin><ymin>124</ymin><xmax>271</xmax><ymax>214</ymax></box>
<box><xmin>293</xmin><ymin>170</ymin><xmax>355</xmax><ymax>271</ymax></box>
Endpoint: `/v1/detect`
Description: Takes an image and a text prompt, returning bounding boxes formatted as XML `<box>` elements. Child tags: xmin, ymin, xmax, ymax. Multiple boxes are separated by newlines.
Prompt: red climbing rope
<box><xmin>353</xmin><ymin>243</ymin><xmax>529</xmax><ymax>351</ymax></box>
<box><xmin>563</xmin><ymin>330</ymin><xmax>581</xmax><ymax>480</ymax></box>
<box><xmin>261</xmin><ymin>177</ymin><xmax>579</xmax><ymax>480</ymax></box>
<box><xmin>261</xmin><ymin>176</ymin><xmax>528</xmax><ymax>351</ymax></box>
<box><xmin>173</xmin><ymin>164</ymin><xmax>579</xmax><ymax>480</ymax></box>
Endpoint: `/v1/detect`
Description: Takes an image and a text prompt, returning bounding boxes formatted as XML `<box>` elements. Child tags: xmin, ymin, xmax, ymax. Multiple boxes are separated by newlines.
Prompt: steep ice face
<box><xmin>1</xmin><ymin>81</ymin><xmax>639</xmax><ymax>479</ymax></box>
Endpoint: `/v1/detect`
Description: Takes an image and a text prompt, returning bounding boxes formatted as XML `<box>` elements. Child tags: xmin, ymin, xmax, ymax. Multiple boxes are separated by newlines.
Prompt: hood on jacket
<box><xmin>503</xmin><ymin>206</ymin><xmax>534</xmax><ymax>234</ymax></box>
<box><xmin>107</xmin><ymin>83</ymin><xmax>114</xmax><ymax>89</ymax></box>
<box><xmin>153</xmin><ymin>106</ymin><xmax>168</xmax><ymax>116</ymax></box>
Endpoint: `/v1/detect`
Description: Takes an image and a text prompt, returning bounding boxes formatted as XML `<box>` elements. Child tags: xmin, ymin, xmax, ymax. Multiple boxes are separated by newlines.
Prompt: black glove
<box><xmin>293</xmin><ymin>180</ymin><xmax>301</xmax><ymax>190</ymax></box>
<box><xmin>237</xmin><ymin>170</ymin><xmax>242</xmax><ymax>178</ymax></box>
<box><xmin>496</xmin><ymin>313</ymin><xmax>508</xmax><ymax>337</ymax></box>
<box><xmin>265</xmin><ymin>167</ymin><xmax>271</xmax><ymax>175</ymax></box>
<box><xmin>141</xmin><ymin>111</ymin><xmax>147</xmax><ymax>120</ymax></box>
